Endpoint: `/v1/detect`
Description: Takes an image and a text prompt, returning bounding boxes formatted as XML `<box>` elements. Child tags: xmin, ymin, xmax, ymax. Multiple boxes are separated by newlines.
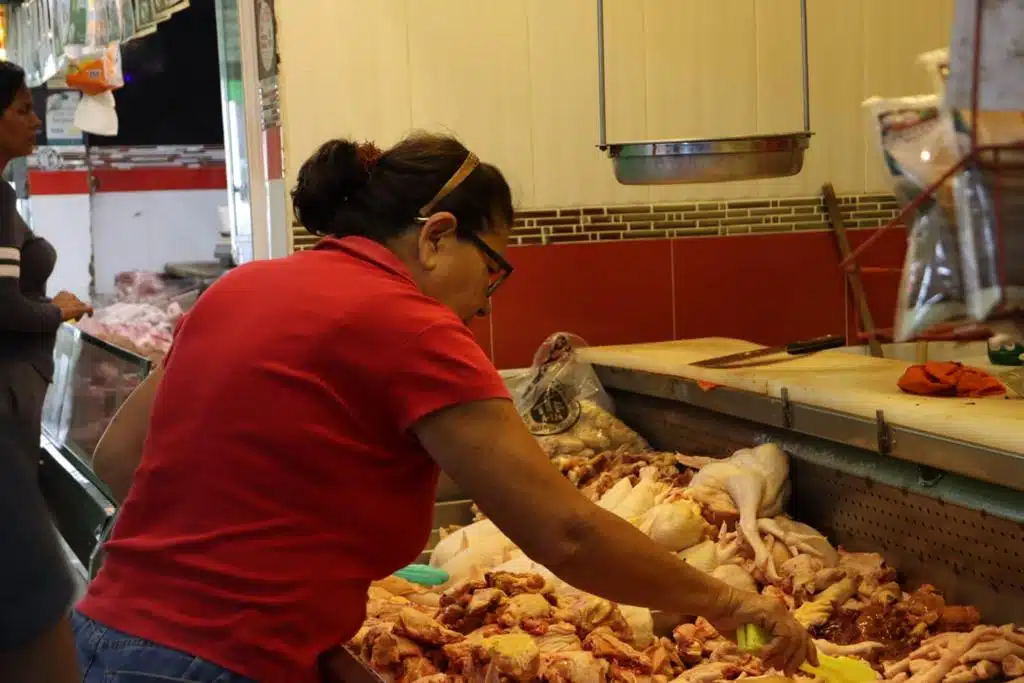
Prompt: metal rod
<box><xmin>799</xmin><ymin>0</ymin><xmax>810</xmax><ymax>132</ymax></box>
<box><xmin>596</xmin><ymin>0</ymin><xmax>608</xmax><ymax>149</ymax></box>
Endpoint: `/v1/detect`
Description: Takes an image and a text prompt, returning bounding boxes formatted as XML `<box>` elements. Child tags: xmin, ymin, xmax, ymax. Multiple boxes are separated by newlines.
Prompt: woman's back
<box><xmin>79</xmin><ymin>236</ymin><xmax>505</xmax><ymax>682</ymax></box>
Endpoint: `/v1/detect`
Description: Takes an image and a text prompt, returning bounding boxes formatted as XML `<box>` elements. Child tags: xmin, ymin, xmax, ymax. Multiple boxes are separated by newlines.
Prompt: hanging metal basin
<box><xmin>607</xmin><ymin>131</ymin><xmax>812</xmax><ymax>185</ymax></box>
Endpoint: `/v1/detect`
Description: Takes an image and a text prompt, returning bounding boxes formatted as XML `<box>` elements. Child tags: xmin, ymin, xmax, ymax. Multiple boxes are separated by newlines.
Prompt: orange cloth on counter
<box><xmin>897</xmin><ymin>361</ymin><xmax>1006</xmax><ymax>397</ymax></box>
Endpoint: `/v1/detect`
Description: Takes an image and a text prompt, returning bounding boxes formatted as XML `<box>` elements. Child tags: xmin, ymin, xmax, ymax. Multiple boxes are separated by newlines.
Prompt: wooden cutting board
<box><xmin>579</xmin><ymin>338</ymin><xmax>1022</xmax><ymax>455</ymax></box>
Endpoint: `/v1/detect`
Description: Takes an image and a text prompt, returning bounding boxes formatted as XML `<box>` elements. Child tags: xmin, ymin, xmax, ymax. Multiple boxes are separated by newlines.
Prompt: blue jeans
<box><xmin>71</xmin><ymin>611</ymin><xmax>255</xmax><ymax>683</ymax></box>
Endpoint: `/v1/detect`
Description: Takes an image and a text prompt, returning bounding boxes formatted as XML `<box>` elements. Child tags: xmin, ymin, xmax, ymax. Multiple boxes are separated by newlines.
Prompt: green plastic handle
<box><xmin>393</xmin><ymin>564</ymin><xmax>449</xmax><ymax>587</ymax></box>
<box><xmin>738</xmin><ymin>624</ymin><xmax>876</xmax><ymax>683</ymax></box>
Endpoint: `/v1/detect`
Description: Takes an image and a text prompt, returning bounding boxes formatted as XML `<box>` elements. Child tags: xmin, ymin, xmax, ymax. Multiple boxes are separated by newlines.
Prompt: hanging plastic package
<box><xmin>64</xmin><ymin>0</ymin><xmax>125</xmax><ymax>137</ymax></box>
<box><xmin>66</xmin><ymin>43</ymin><xmax>123</xmax><ymax>136</ymax></box>
<box><xmin>863</xmin><ymin>95</ymin><xmax>967</xmax><ymax>341</ymax></box>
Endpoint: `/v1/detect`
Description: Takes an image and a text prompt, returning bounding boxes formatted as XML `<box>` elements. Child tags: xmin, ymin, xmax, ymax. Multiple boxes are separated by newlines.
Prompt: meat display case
<box><xmin>38</xmin><ymin>323</ymin><xmax>154</xmax><ymax>578</ymax></box>
<box><xmin>369</xmin><ymin>357</ymin><xmax>1024</xmax><ymax>683</ymax></box>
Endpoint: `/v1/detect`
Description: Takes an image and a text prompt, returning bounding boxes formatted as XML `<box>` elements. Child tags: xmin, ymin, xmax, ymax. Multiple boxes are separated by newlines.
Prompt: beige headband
<box><xmin>418</xmin><ymin>153</ymin><xmax>479</xmax><ymax>217</ymax></box>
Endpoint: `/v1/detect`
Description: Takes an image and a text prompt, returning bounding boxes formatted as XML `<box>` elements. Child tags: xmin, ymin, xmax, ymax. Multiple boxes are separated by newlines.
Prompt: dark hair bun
<box><xmin>291</xmin><ymin>131</ymin><xmax>514</xmax><ymax>243</ymax></box>
<box><xmin>291</xmin><ymin>139</ymin><xmax>369</xmax><ymax>236</ymax></box>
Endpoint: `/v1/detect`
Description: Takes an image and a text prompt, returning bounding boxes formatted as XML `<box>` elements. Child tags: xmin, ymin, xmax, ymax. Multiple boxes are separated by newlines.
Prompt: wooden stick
<box><xmin>823</xmin><ymin>183</ymin><xmax>885</xmax><ymax>358</ymax></box>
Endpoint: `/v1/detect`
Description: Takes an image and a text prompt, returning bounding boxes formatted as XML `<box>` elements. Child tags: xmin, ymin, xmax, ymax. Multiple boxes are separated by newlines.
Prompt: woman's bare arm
<box><xmin>92</xmin><ymin>363</ymin><xmax>164</xmax><ymax>502</ymax></box>
<box><xmin>414</xmin><ymin>398</ymin><xmax>733</xmax><ymax>615</ymax></box>
<box><xmin>414</xmin><ymin>399</ymin><xmax>815</xmax><ymax>674</ymax></box>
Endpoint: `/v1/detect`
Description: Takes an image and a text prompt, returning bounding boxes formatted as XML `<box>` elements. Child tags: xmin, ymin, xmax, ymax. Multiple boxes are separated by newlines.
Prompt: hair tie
<box><xmin>357</xmin><ymin>141</ymin><xmax>383</xmax><ymax>173</ymax></box>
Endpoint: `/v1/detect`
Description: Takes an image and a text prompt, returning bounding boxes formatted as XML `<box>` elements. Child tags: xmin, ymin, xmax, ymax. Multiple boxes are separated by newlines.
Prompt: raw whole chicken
<box><xmin>688</xmin><ymin>444</ymin><xmax>790</xmax><ymax>578</ymax></box>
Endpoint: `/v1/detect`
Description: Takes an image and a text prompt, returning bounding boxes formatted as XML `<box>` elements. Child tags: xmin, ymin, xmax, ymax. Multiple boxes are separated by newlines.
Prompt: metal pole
<box><xmin>597</xmin><ymin>0</ymin><xmax>608</xmax><ymax>149</ymax></box>
<box><xmin>799</xmin><ymin>0</ymin><xmax>811</xmax><ymax>132</ymax></box>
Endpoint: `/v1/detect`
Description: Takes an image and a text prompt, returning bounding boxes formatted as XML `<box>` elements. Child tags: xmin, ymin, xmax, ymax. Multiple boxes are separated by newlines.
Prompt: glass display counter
<box><xmin>38</xmin><ymin>324</ymin><xmax>153</xmax><ymax>572</ymax></box>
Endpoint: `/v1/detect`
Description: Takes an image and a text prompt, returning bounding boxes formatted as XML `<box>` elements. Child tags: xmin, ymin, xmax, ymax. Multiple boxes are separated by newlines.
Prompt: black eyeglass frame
<box><xmin>415</xmin><ymin>216</ymin><xmax>514</xmax><ymax>297</ymax></box>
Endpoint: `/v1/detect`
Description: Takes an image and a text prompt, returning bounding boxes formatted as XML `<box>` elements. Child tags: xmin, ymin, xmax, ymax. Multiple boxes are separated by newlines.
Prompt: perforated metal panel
<box><xmin>609</xmin><ymin>388</ymin><xmax>1024</xmax><ymax>623</ymax></box>
<box><xmin>791</xmin><ymin>461</ymin><xmax>1024</xmax><ymax>624</ymax></box>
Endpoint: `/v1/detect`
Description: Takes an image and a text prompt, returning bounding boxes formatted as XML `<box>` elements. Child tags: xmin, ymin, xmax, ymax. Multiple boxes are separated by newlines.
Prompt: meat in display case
<box><xmin>38</xmin><ymin>323</ymin><xmax>153</xmax><ymax>572</ymax></box>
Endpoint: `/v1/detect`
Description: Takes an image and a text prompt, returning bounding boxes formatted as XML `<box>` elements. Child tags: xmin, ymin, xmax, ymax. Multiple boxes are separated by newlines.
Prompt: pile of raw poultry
<box><xmin>351</xmin><ymin>400</ymin><xmax>1023</xmax><ymax>683</ymax></box>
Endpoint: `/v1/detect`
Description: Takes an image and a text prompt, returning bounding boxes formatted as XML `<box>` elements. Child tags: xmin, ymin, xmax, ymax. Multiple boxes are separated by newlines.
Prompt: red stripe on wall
<box><xmin>28</xmin><ymin>166</ymin><xmax>229</xmax><ymax>195</ymax></box>
<box><xmin>28</xmin><ymin>170</ymin><xmax>91</xmax><ymax>196</ymax></box>
<box><xmin>92</xmin><ymin>167</ymin><xmax>227</xmax><ymax>193</ymax></box>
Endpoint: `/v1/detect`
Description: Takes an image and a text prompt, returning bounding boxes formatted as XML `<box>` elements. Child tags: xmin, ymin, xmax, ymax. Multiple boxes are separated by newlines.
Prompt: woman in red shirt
<box><xmin>75</xmin><ymin>133</ymin><xmax>814</xmax><ymax>683</ymax></box>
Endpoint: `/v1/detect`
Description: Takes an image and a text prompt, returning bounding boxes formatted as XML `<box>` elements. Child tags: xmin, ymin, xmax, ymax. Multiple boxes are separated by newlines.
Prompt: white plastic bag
<box><xmin>863</xmin><ymin>95</ymin><xmax>967</xmax><ymax>341</ymax></box>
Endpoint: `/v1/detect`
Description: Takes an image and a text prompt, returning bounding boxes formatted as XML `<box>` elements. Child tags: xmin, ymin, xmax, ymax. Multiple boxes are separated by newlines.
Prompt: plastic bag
<box><xmin>513</xmin><ymin>333</ymin><xmax>648</xmax><ymax>459</ymax></box>
<box><xmin>863</xmin><ymin>95</ymin><xmax>967</xmax><ymax>341</ymax></box>
<box><xmin>948</xmin><ymin>113</ymin><xmax>1024</xmax><ymax>323</ymax></box>
<box><xmin>66</xmin><ymin>43</ymin><xmax>124</xmax><ymax>96</ymax></box>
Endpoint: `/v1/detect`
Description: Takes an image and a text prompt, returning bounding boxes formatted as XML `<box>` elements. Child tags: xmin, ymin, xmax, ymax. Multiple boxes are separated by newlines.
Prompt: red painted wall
<box><xmin>478</xmin><ymin>228</ymin><xmax>907</xmax><ymax>369</ymax></box>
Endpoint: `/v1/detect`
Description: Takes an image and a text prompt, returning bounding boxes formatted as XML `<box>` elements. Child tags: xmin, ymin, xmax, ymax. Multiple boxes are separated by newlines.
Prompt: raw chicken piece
<box><xmin>599</xmin><ymin>478</ymin><xmax>635</xmax><ymax>511</ymax></box>
<box><xmin>1004</xmin><ymin>654</ymin><xmax>1024</xmax><ymax>677</ymax></box>
<box><xmin>678</xmin><ymin>540</ymin><xmax>719</xmax><ymax>575</ymax></box>
<box><xmin>532</xmin><ymin>622</ymin><xmax>584</xmax><ymax>654</ymax></box>
<box><xmin>618</xmin><ymin>605</ymin><xmax>655</xmax><ymax>648</ymax></box>
<box><xmin>778</xmin><ymin>554</ymin><xmax>844</xmax><ymax>599</ymax></box>
<box><xmin>814</xmin><ymin>638</ymin><xmax>885</xmax><ymax>658</ymax></box>
<box><xmin>490</xmin><ymin>553</ymin><xmax>560</xmax><ymax>591</ymax></box>
<box><xmin>757</xmin><ymin>517</ymin><xmax>839</xmax><ymax>567</ymax></box>
<box><xmin>793</xmin><ymin>577</ymin><xmax>858</xmax><ymax>629</ymax></box>
<box><xmin>373</xmin><ymin>576</ymin><xmax>442</xmax><ymax>609</ymax></box>
<box><xmin>396</xmin><ymin>608</ymin><xmax>464</xmax><ymax>645</ymax></box>
<box><xmin>669</xmin><ymin>661</ymin><xmax>740</xmax><ymax>683</ymax></box>
<box><xmin>488</xmin><ymin>571</ymin><xmax>550</xmax><ymax>596</ymax></box>
<box><xmin>612</xmin><ymin>467</ymin><xmax>666</xmax><ymax>520</ymax></box>
<box><xmin>584</xmin><ymin>627</ymin><xmax>653</xmax><ymax>672</ymax></box>
<box><xmin>682</xmin><ymin>486</ymin><xmax>739</xmax><ymax>528</ymax></box>
<box><xmin>540</xmin><ymin>650</ymin><xmax>611</xmax><ymax>683</ymax></box>
<box><xmin>938</xmin><ymin>605</ymin><xmax>983</xmax><ymax>633</ymax></box>
<box><xmin>441</xmin><ymin>535</ymin><xmax>518</xmax><ymax>586</ymax></box>
<box><xmin>431</xmin><ymin>519</ymin><xmax>509</xmax><ymax>568</ymax></box>
<box><xmin>556</xmin><ymin>588</ymin><xmax>630</xmax><ymax>638</ymax></box>
<box><xmin>688</xmin><ymin>444</ymin><xmax>790</xmax><ymax>577</ymax></box>
<box><xmin>637</xmin><ymin>499</ymin><xmax>711</xmax><ymax>552</ymax></box>
<box><xmin>483</xmin><ymin>632</ymin><xmax>542</xmax><ymax>682</ymax></box>
<box><xmin>674</xmin><ymin>454</ymin><xmax>719</xmax><ymax>470</ymax></box>
<box><xmin>497</xmin><ymin>593</ymin><xmax>554</xmax><ymax>628</ymax></box>
<box><xmin>644</xmin><ymin>638</ymin><xmax>685</xmax><ymax>677</ymax></box>
<box><xmin>711</xmin><ymin>564</ymin><xmax>758</xmax><ymax>594</ymax></box>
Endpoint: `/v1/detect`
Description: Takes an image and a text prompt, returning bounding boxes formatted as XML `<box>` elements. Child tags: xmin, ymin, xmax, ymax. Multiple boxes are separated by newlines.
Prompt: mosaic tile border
<box><xmin>27</xmin><ymin>145</ymin><xmax>227</xmax><ymax>172</ymax></box>
<box><xmin>292</xmin><ymin>192</ymin><xmax>904</xmax><ymax>250</ymax></box>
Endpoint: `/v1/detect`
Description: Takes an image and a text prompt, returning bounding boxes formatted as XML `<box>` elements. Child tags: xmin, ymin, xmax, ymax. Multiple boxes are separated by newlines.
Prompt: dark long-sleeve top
<box><xmin>0</xmin><ymin>181</ymin><xmax>62</xmax><ymax>380</ymax></box>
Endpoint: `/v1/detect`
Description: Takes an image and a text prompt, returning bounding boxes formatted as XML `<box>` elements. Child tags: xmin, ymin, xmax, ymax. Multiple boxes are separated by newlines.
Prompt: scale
<box><xmin>596</xmin><ymin>0</ymin><xmax>813</xmax><ymax>185</ymax></box>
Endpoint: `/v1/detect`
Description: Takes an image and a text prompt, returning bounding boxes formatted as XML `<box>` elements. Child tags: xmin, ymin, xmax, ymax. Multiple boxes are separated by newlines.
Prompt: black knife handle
<box><xmin>786</xmin><ymin>334</ymin><xmax>847</xmax><ymax>355</ymax></box>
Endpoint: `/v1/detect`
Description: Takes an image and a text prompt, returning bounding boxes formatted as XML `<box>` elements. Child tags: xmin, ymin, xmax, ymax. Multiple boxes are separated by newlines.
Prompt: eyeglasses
<box><xmin>465</xmin><ymin>232</ymin><xmax>514</xmax><ymax>297</ymax></box>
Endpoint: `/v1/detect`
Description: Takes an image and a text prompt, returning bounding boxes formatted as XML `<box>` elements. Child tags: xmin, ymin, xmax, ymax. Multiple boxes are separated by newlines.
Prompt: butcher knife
<box><xmin>691</xmin><ymin>334</ymin><xmax>847</xmax><ymax>369</ymax></box>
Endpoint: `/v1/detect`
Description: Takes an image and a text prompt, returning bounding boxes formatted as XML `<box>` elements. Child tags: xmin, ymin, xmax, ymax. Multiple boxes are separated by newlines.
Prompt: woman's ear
<box><xmin>416</xmin><ymin>212</ymin><xmax>458</xmax><ymax>270</ymax></box>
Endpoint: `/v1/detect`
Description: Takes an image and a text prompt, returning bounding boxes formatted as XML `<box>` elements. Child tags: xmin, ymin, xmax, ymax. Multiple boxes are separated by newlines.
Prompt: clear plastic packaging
<box><xmin>948</xmin><ymin>113</ymin><xmax>1024</xmax><ymax>323</ymax></box>
<box><xmin>512</xmin><ymin>333</ymin><xmax>648</xmax><ymax>459</ymax></box>
<box><xmin>863</xmin><ymin>95</ymin><xmax>967</xmax><ymax>341</ymax></box>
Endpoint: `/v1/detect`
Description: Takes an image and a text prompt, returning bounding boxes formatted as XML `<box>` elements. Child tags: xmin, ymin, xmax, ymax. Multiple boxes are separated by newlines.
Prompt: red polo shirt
<box><xmin>79</xmin><ymin>237</ymin><xmax>509</xmax><ymax>683</ymax></box>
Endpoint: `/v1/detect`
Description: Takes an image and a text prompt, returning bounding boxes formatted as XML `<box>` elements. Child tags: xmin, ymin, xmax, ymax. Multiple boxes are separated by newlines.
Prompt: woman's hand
<box><xmin>52</xmin><ymin>291</ymin><xmax>92</xmax><ymax>321</ymax></box>
<box><xmin>706</xmin><ymin>589</ymin><xmax>818</xmax><ymax>676</ymax></box>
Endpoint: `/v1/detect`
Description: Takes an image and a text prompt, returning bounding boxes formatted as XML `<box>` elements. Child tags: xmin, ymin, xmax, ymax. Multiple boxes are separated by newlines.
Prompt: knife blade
<box><xmin>691</xmin><ymin>334</ymin><xmax>847</xmax><ymax>368</ymax></box>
